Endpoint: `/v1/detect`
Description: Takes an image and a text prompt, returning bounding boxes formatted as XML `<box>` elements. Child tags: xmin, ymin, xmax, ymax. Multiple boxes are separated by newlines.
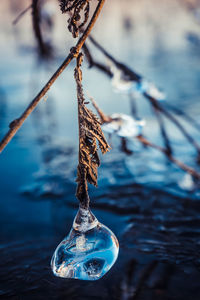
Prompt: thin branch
<box><xmin>121</xmin><ymin>137</ymin><xmax>133</xmax><ymax>155</ymax></box>
<box><xmin>83</xmin><ymin>43</ymin><xmax>112</xmax><ymax>77</ymax></box>
<box><xmin>88</xmin><ymin>35</ymin><xmax>200</xmax><ymax>158</ymax></box>
<box><xmin>89</xmin><ymin>35</ymin><xmax>141</xmax><ymax>82</ymax></box>
<box><xmin>164</xmin><ymin>102</ymin><xmax>200</xmax><ymax>132</ymax></box>
<box><xmin>32</xmin><ymin>0</ymin><xmax>51</xmax><ymax>57</ymax></box>
<box><xmin>91</xmin><ymin>98</ymin><xmax>200</xmax><ymax>180</ymax></box>
<box><xmin>137</xmin><ymin>135</ymin><xmax>200</xmax><ymax>180</ymax></box>
<box><xmin>0</xmin><ymin>0</ymin><xmax>106</xmax><ymax>154</ymax></box>
<box><xmin>152</xmin><ymin>106</ymin><xmax>172</xmax><ymax>156</ymax></box>
<box><xmin>87</xmin><ymin>94</ymin><xmax>112</xmax><ymax>123</ymax></box>
<box><xmin>12</xmin><ymin>4</ymin><xmax>32</xmax><ymax>25</ymax></box>
<box><xmin>146</xmin><ymin>95</ymin><xmax>200</xmax><ymax>156</ymax></box>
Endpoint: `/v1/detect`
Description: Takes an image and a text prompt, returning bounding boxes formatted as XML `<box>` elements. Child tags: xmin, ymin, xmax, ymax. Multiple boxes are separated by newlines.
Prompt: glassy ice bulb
<box><xmin>51</xmin><ymin>207</ymin><xmax>119</xmax><ymax>281</ymax></box>
<box><xmin>102</xmin><ymin>113</ymin><xmax>145</xmax><ymax>138</ymax></box>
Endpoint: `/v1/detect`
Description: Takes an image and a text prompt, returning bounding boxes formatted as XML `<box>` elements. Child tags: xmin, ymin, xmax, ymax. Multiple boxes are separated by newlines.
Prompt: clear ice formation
<box><xmin>137</xmin><ymin>79</ymin><xmax>166</xmax><ymax>101</ymax></box>
<box><xmin>102</xmin><ymin>113</ymin><xmax>145</xmax><ymax>138</ymax></box>
<box><xmin>110</xmin><ymin>64</ymin><xmax>165</xmax><ymax>101</ymax></box>
<box><xmin>51</xmin><ymin>207</ymin><xmax>119</xmax><ymax>281</ymax></box>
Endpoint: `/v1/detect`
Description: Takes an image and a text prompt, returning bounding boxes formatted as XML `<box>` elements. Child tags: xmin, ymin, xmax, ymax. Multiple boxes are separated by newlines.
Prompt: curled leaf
<box><xmin>74</xmin><ymin>53</ymin><xmax>110</xmax><ymax>206</ymax></box>
<box><xmin>59</xmin><ymin>0</ymin><xmax>91</xmax><ymax>38</ymax></box>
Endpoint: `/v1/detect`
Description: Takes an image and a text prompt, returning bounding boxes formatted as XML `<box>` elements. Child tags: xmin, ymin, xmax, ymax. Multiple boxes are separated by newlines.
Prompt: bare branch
<box><xmin>83</xmin><ymin>43</ymin><xmax>113</xmax><ymax>77</ymax></box>
<box><xmin>146</xmin><ymin>95</ymin><xmax>200</xmax><ymax>156</ymax></box>
<box><xmin>12</xmin><ymin>4</ymin><xmax>32</xmax><ymax>25</ymax></box>
<box><xmin>164</xmin><ymin>102</ymin><xmax>200</xmax><ymax>132</ymax></box>
<box><xmin>91</xmin><ymin>97</ymin><xmax>200</xmax><ymax>180</ymax></box>
<box><xmin>88</xmin><ymin>35</ymin><xmax>200</xmax><ymax>159</ymax></box>
<box><xmin>137</xmin><ymin>135</ymin><xmax>200</xmax><ymax>180</ymax></box>
<box><xmin>87</xmin><ymin>94</ymin><xmax>112</xmax><ymax>123</ymax></box>
<box><xmin>0</xmin><ymin>0</ymin><xmax>106</xmax><ymax>153</ymax></box>
<box><xmin>32</xmin><ymin>0</ymin><xmax>51</xmax><ymax>57</ymax></box>
<box><xmin>152</xmin><ymin>106</ymin><xmax>172</xmax><ymax>156</ymax></box>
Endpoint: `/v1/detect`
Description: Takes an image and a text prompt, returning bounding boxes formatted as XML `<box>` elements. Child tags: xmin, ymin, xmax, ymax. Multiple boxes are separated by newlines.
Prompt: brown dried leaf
<box><xmin>74</xmin><ymin>53</ymin><xmax>110</xmax><ymax>205</ymax></box>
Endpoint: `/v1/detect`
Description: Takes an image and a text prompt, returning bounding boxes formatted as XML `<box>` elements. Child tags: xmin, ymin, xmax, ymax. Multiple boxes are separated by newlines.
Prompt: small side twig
<box><xmin>152</xmin><ymin>106</ymin><xmax>172</xmax><ymax>156</ymax></box>
<box><xmin>83</xmin><ymin>43</ymin><xmax>113</xmax><ymax>77</ymax></box>
<box><xmin>121</xmin><ymin>137</ymin><xmax>133</xmax><ymax>155</ymax></box>
<box><xmin>12</xmin><ymin>4</ymin><xmax>32</xmax><ymax>25</ymax></box>
<box><xmin>88</xmin><ymin>35</ymin><xmax>200</xmax><ymax>159</ymax></box>
<box><xmin>87</xmin><ymin>94</ymin><xmax>112</xmax><ymax>123</ymax></box>
<box><xmin>146</xmin><ymin>95</ymin><xmax>200</xmax><ymax>157</ymax></box>
<box><xmin>89</xmin><ymin>35</ymin><xmax>141</xmax><ymax>82</ymax></box>
<box><xmin>91</xmin><ymin>98</ymin><xmax>200</xmax><ymax>180</ymax></box>
<box><xmin>137</xmin><ymin>135</ymin><xmax>200</xmax><ymax>179</ymax></box>
<box><xmin>32</xmin><ymin>0</ymin><xmax>52</xmax><ymax>57</ymax></box>
<box><xmin>164</xmin><ymin>102</ymin><xmax>200</xmax><ymax>132</ymax></box>
<box><xmin>0</xmin><ymin>0</ymin><xmax>106</xmax><ymax>154</ymax></box>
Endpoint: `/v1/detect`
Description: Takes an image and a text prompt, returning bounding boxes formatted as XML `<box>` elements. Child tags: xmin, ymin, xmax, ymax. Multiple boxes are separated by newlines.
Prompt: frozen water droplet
<box><xmin>110</xmin><ymin>64</ymin><xmax>133</xmax><ymax>94</ymax></box>
<box><xmin>110</xmin><ymin>61</ymin><xmax>165</xmax><ymax>101</ymax></box>
<box><xmin>51</xmin><ymin>207</ymin><xmax>119</xmax><ymax>281</ymax></box>
<box><xmin>135</xmin><ymin>79</ymin><xmax>166</xmax><ymax>101</ymax></box>
<box><xmin>102</xmin><ymin>113</ymin><xmax>145</xmax><ymax>138</ymax></box>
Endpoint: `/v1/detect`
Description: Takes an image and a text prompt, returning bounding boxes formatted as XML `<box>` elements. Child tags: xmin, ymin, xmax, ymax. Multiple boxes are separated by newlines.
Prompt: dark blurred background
<box><xmin>1</xmin><ymin>0</ymin><xmax>200</xmax><ymax>299</ymax></box>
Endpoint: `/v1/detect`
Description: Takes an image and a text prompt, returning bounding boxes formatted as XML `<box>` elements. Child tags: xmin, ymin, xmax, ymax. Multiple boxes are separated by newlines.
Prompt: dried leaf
<box><xmin>74</xmin><ymin>53</ymin><xmax>110</xmax><ymax>206</ymax></box>
<box><xmin>59</xmin><ymin>0</ymin><xmax>91</xmax><ymax>38</ymax></box>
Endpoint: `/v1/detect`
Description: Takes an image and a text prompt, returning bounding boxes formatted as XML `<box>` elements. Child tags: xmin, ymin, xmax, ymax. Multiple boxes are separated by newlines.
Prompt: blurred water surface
<box><xmin>1</xmin><ymin>0</ymin><xmax>200</xmax><ymax>299</ymax></box>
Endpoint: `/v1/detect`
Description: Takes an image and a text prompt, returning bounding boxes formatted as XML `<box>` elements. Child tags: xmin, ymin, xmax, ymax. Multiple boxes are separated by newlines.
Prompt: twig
<box><xmin>137</xmin><ymin>135</ymin><xmax>200</xmax><ymax>179</ymax></box>
<box><xmin>146</xmin><ymin>95</ymin><xmax>200</xmax><ymax>156</ymax></box>
<box><xmin>32</xmin><ymin>0</ymin><xmax>51</xmax><ymax>57</ymax></box>
<box><xmin>91</xmin><ymin>98</ymin><xmax>200</xmax><ymax>180</ymax></box>
<box><xmin>88</xmin><ymin>36</ymin><xmax>200</xmax><ymax>158</ymax></box>
<box><xmin>89</xmin><ymin>35</ymin><xmax>141</xmax><ymax>82</ymax></box>
<box><xmin>152</xmin><ymin>106</ymin><xmax>172</xmax><ymax>155</ymax></box>
<box><xmin>0</xmin><ymin>0</ymin><xmax>106</xmax><ymax>154</ymax></box>
<box><xmin>12</xmin><ymin>4</ymin><xmax>32</xmax><ymax>25</ymax></box>
<box><xmin>83</xmin><ymin>43</ymin><xmax>112</xmax><ymax>77</ymax></box>
<box><xmin>87</xmin><ymin>94</ymin><xmax>112</xmax><ymax>123</ymax></box>
<box><xmin>121</xmin><ymin>137</ymin><xmax>133</xmax><ymax>155</ymax></box>
<box><xmin>164</xmin><ymin>102</ymin><xmax>200</xmax><ymax>132</ymax></box>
